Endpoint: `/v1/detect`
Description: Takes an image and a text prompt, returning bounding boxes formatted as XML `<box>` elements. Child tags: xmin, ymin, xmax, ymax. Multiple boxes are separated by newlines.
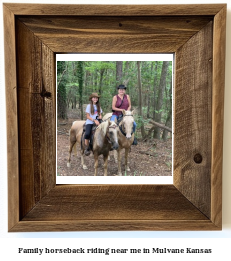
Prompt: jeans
<box><xmin>111</xmin><ymin>115</ymin><xmax>136</xmax><ymax>133</ymax></box>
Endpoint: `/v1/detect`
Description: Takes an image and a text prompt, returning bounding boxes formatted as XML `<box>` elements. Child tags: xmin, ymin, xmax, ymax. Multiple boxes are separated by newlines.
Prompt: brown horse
<box><xmin>67</xmin><ymin>119</ymin><xmax>119</xmax><ymax>176</ymax></box>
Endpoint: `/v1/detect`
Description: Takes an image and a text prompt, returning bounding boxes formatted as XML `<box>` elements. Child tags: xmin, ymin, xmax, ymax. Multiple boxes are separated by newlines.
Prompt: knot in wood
<box><xmin>194</xmin><ymin>153</ymin><xmax>203</xmax><ymax>164</ymax></box>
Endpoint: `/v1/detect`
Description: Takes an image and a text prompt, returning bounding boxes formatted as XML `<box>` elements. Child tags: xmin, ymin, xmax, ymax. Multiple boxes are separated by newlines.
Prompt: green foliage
<box><xmin>77</xmin><ymin>61</ymin><xmax>84</xmax><ymax>119</ymax></box>
<box><xmin>134</xmin><ymin>113</ymin><xmax>149</xmax><ymax>129</ymax></box>
<box><xmin>57</xmin><ymin>60</ymin><xmax>173</xmax><ymax>139</ymax></box>
<box><xmin>57</xmin><ymin>61</ymin><xmax>68</xmax><ymax>119</ymax></box>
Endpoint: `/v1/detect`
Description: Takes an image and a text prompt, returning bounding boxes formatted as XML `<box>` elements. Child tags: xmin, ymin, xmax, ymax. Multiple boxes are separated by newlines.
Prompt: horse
<box><xmin>102</xmin><ymin>113</ymin><xmax>114</xmax><ymax>160</ymax></box>
<box><xmin>103</xmin><ymin>110</ymin><xmax>135</xmax><ymax>175</ymax></box>
<box><xmin>67</xmin><ymin>119</ymin><xmax>119</xmax><ymax>176</ymax></box>
<box><xmin>116</xmin><ymin>110</ymin><xmax>135</xmax><ymax>175</ymax></box>
<box><xmin>103</xmin><ymin>112</ymin><xmax>113</xmax><ymax>121</ymax></box>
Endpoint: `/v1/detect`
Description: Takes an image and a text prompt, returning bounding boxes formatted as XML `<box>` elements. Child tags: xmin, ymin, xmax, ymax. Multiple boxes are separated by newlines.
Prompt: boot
<box><xmin>84</xmin><ymin>147</ymin><xmax>91</xmax><ymax>156</ymax></box>
<box><xmin>132</xmin><ymin>137</ymin><xmax>138</xmax><ymax>145</ymax></box>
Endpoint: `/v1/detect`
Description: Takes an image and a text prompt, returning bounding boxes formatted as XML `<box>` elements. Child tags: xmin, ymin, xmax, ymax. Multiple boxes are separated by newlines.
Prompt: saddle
<box><xmin>81</xmin><ymin>118</ymin><xmax>103</xmax><ymax>151</ymax></box>
<box><xmin>117</xmin><ymin>114</ymin><xmax>123</xmax><ymax>125</ymax></box>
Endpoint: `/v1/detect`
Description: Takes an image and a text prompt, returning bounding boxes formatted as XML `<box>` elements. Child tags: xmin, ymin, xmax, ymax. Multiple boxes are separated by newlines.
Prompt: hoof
<box><xmin>127</xmin><ymin>167</ymin><xmax>131</xmax><ymax>172</ymax></box>
<box><xmin>83</xmin><ymin>165</ymin><xmax>88</xmax><ymax>170</ymax></box>
<box><xmin>118</xmin><ymin>172</ymin><xmax>122</xmax><ymax>176</ymax></box>
<box><xmin>67</xmin><ymin>162</ymin><xmax>71</xmax><ymax>168</ymax></box>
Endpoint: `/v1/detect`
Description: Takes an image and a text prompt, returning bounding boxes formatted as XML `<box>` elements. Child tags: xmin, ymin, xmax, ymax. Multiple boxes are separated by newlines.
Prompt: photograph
<box><xmin>2</xmin><ymin>0</ymin><xmax>229</xmax><ymax>241</ymax></box>
<box><xmin>56</xmin><ymin>55</ymin><xmax>173</xmax><ymax>182</ymax></box>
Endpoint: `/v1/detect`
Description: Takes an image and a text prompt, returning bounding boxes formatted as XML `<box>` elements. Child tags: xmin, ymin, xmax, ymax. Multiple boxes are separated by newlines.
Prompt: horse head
<box><xmin>121</xmin><ymin>110</ymin><xmax>134</xmax><ymax>139</ymax></box>
<box><xmin>107</xmin><ymin>119</ymin><xmax>119</xmax><ymax>150</ymax></box>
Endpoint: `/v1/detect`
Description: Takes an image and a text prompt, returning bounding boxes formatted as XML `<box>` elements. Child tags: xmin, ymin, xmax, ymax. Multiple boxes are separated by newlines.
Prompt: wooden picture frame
<box><xmin>4</xmin><ymin>3</ymin><xmax>226</xmax><ymax>231</ymax></box>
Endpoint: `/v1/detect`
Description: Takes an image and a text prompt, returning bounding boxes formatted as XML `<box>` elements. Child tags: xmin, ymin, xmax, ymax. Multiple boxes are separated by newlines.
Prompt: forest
<box><xmin>57</xmin><ymin>60</ymin><xmax>173</xmax><ymax>176</ymax></box>
<box><xmin>57</xmin><ymin>60</ymin><xmax>173</xmax><ymax>141</ymax></box>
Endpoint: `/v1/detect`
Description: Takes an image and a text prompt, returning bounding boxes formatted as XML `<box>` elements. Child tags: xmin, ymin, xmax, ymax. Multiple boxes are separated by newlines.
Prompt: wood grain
<box><xmin>15</xmin><ymin>185</ymin><xmax>215</xmax><ymax>232</ymax></box>
<box><xmin>211</xmin><ymin>5</ymin><xmax>226</xmax><ymax>228</ymax></box>
<box><xmin>4</xmin><ymin>3</ymin><xmax>226</xmax><ymax>231</ymax></box>
<box><xmin>3</xmin><ymin>3</ymin><xmax>226</xmax><ymax>16</ymax></box>
<box><xmin>22</xmin><ymin>185</ymin><xmax>207</xmax><ymax>221</ymax></box>
<box><xmin>16</xmin><ymin>19</ymin><xmax>56</xmax><ymax>218</ymax></box>
<box><xmin>174</xmin><ymin>22</ymin><xmax>213</xmax><ymax>218</ymax></box>
<box><xmin>3</xmin><ymin>4</ymin><xmax>20</xmax><ymax>231</ymax></box>
<box><xmin>12</xmin><ymin>220</ymin><xmax>218</xmax><ymax>232</ymax></box>
<box><xmin>18</xmin><ymin>16</ymin><xmax>213</xmax><ymax>53</ymax></box>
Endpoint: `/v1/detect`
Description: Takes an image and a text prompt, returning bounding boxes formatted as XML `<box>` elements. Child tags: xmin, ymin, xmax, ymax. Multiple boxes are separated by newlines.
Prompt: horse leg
<box><xmin>103</xmin><ymin>154</ymin><xmax>109</xmax><ymax>176</ymax></box>
<box><xmin>81</xmin><ymin>152</ymin><xmax>88</xmax><ymax>170</ymax></box>
<box><xmin>79</xmin><ymin>138</ymin><xmax>88</xmax><ymax>170</ymax></box>
<box><xmin>114</xmin><ymin>150</ymin><xmax>118</xmax><ymax>163</ymax></box>
<box><xmin>73</xmin><ymin>142</ymin><xmax>78</xmax><ymax>156</ymax></box>
<box><xmin>125</xmin><ymin>148</ymin><xmax>130</xmax><ymax>173</ymax></box>
<box><xmin>94</xmin><ymin>153</ymin><xmax>99</xmax><ymax>176</ymax></box>
<box><xmin>117</xmin><ymin>148</ymin><xmax>122</xmax><ymax>176</ymax></box>
<box><xmin>67</xmin><ymin>140</ymin><xmax>76</xmax><ymax>167</ymax></box>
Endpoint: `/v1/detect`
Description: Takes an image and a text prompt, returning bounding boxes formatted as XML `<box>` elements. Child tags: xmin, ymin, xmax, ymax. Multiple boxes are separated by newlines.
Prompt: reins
<box><xmin>95</xmin><ymin>121</ymin><xmax>118</xmax><ymax>144</ymax></box>
<box><xmin>96</xmin><ymin>114</ymin><xmax>134</xmax><ymax>140</ymax></box>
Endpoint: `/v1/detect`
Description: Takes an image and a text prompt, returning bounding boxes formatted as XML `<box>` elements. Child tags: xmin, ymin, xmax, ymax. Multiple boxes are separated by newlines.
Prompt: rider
<box><xmin>84</xmin><ymin>93</ymin><xmax>102</xmax><ymax>156</ymax></box>
<box><xmin>111</xmin><ymin>84</ymin><xmax>137</xmax><ymax>145</ymax></box>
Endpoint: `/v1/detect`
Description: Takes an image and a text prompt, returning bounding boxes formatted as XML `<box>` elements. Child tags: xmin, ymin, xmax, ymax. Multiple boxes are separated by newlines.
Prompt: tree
<box><xmin>147</xmin><ymin>62</ymin><xmax>153</xmax><ymax>118</ymax></box>
<box><xmin>99</xmin><ymin>67</ymin><xmax>105</xmax><ymax>95</ymax></box>
<box><xmin>152</xmin><ymin>61</ymin><xmax>161</xmax><ymax>121</ymax></box>
<box><xmin>77</xmin><ymin>61</ymin><xmax>84</xmax><ymax>120</ymax></box>
<box><xmin>162</xmin><ymin>73</ymin><xmax>172</xmax><ymax>141</ymax></box>
<box><xmin>116</xmin><ymin>61</ymin><xmax>123</xmax><ymax>85</ymax></box>
<box><xmin>56</xmin><ymin>60</ymin><xmax>173</xmax><ymax>143</ymax></box>
<box><xmin>137</xmin><ymin>61</ymin><xmax>146</xmax><ymax>138</ymax></box>
<box><xmin>154</xmin><ymin>61</ymin><xmax>169</xmax><ymax>139</ymax></box>
<box><xmin>57</xmin><ymin>61</ymin><xmax>67</xmax><ymax>119</ymax></box>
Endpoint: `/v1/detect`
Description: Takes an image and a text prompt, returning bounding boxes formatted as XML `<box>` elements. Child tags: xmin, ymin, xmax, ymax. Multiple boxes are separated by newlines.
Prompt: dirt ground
<box><xmin>57</xmin><ymin>109</ymin><xmax>172</xmax><ymax>177</ymax></box>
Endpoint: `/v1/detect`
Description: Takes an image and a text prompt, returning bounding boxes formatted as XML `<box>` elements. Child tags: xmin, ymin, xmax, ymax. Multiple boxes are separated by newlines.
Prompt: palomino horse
<box><xmin>103</xmin><ymin>110</ymin><xmax>135</xmax><ymax>175</ymax></box>
<box><xmin>103</xmin><ymin>112</ymin><xmax>113</xmax><ymax>121</ymax></box>
<box><xmin>67</xmin><ymin>119</ymin><xmax>119</xmax><ymax>176</ymax></box>
<box><xmin>116</xmin><ymin>110</ymin><xmax>135</xmax><ymax>175</ymax></box>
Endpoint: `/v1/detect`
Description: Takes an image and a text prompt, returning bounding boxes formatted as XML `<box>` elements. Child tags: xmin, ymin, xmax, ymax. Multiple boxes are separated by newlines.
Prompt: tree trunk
<box><xmin>154</xmin><ymin>61</ymin><xmax>169</xmax><ymax>139</ymax></box>
<box><xmin>123</xmin><ymin>61</ymin><xmax>130</xmax><ymax>86</ymax></box>
<box><xmin>57</xmin><ymin>61</ymin><xmax>67</xmax><ymax>119</ymax></box>
<box><xmin>137</xmin><ymin>61</ymin><xmax>146</xmax><ymax>138</ymax></box>
<box><xmin>147</xmin><ymin>62</ymin><xmax>153</xmax><ymax>118</ymax></box>
<box><xmin>77</xmin><ymin>61</ymin><xmax>84</xmax><ymax>120</ymax></box>
<box><xmin>162</xmin><ymin>77</ymin><xmax>172</xmax><ymax>141</ymax></box>
<box><xmin>152</xmin><ymin>61</ymin><xmax>159</xmax><ymax>121</ymax></box>
<box><xmin>99</xmin><ymin>68</ymin><xmax>105</xmax><ymax>95</ymax></box>
<box><xmin>116</xmin><ymin>61</ymin><xmax>123</xmax><ymax>85</ymax></box>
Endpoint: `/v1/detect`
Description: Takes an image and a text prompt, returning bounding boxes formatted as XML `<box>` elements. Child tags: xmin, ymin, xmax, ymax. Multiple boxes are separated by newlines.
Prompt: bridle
<box><xmin>97</xmin><ymin>114</ymin><xmax>134</xmax><ymax>141</ymax></box>
<box><xmin>106</xmin><ymin>124</ymin><xmax>118</xmax><ymax>144</ymax></box>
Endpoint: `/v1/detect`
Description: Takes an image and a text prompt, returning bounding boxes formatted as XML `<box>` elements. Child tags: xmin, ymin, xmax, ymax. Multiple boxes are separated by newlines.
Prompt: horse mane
<box><xmin>124</xmin><ymin>110</ymin><xmax>133</xmax><ymax>116</ymax></box>
<box><xmin>94</xmin><ymin>120</ymin><xmax>110</xmax><ymax>149</ymax></box>
<box><xmin>97</xmin><ymin>120</ymin><xmax>109</xmax><ymax>136</ymax></box>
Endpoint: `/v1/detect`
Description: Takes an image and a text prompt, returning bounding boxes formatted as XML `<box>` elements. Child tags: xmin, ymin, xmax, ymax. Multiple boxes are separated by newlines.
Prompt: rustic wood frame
<box><xmin>4</xmin><ymin>4</ymin><xmax>226</xmax><ymax>232</ymax></box>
